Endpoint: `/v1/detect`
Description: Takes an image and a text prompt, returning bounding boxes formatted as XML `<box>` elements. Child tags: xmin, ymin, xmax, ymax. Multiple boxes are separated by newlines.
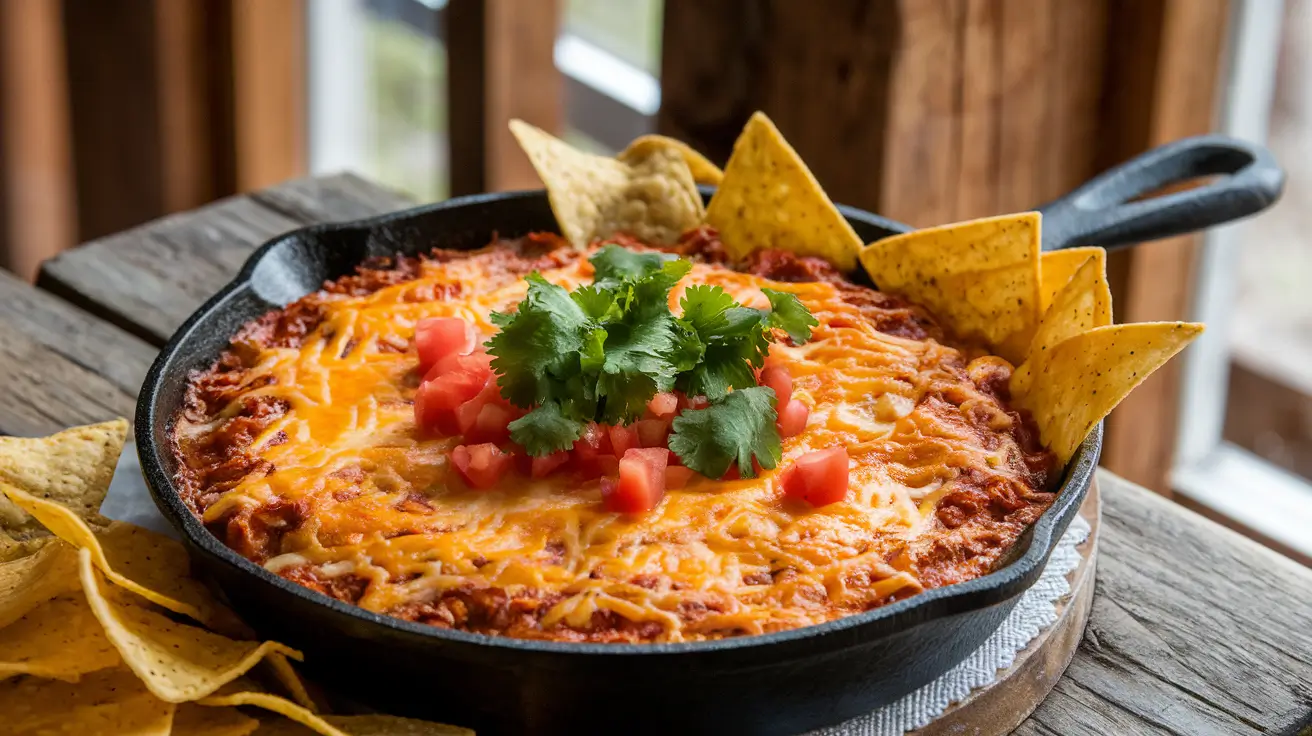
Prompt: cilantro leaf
<box><xmin>509</xmin><ymin>401</ymin><xmax>585</xmax><ymax>455</ymax></box>
<box><xmin>763</xmin><ymin>288</ymin><xmax>819</xmax><ymax>345</ymax></box>
<box><xmin>487</xmin><ymin>273</ymin><xmax>592</xmax><ymax>406</ymax></box>
<box><xmin>668</xmin><ymin>387</ymin><xmax>782</xmax><ymax>479</ymax></box>
<box><xmin>597</xmin><ymin>370</ymin><xmax>660</xmax><ymax>425</ymax></box>
<box><xmin>679</xmin><ymin>343</ymin><xmax>758</xmax><ymax>400</ymax></box>
<box><xmin>590</xmin><ymin>244</ymin><xmax>679</xmax><ymax>287</ymax></box>
<box><xmin>483</xmin><ymin>247</ymin><xmax>817</xmax><ymax>463</ymax></box>
<box><xmin>680</xmin><ymin>285</ymin><xmax>736</xmax><ymax>337</ymax></box>
<box><xmin>572</xmin><ymin>285</ymin><xmax>617</xmax><ymax>321</ymax></box>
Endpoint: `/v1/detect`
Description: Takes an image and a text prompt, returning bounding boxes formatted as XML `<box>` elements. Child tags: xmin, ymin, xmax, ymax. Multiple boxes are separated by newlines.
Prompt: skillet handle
<box><xmin>1036</xmin><ymin>135</ymin><xmax>1284</xmax><ymax>252</ymax></box>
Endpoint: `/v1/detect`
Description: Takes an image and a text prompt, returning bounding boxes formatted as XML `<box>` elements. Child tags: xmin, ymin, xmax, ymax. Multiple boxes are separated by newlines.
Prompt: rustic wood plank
<box><xmin>246</xmin><ymin>173</ymin><xmax>414</xmax><ymax>225</ymax></box>
<box><xmin>37</xmin><ymin>194</ymin><xmax>301</xmax><ymax>345</ymax></box>
<box><xmin>0</xmin><ymin>275</ymin><xmax>153</xmax><ymax>437</ymax></box>
<box><xmin>0</xmin><ymin>0</ymin><xmax>75</xmax><ymax>280</ymax></box>
<box><xmin>0</xmin><ymin>270</ymin><xmax>154</xmax><ymax>398</ymax></box>
<box><xmin>36</xmin><ymin>175</ymin><xmax>413</xmax><ymax>346</ymax></box>
<box><xmin>1018</xmin><ymin>471</ymin><xmax>1312</xmax><ymax>733</ymax></box>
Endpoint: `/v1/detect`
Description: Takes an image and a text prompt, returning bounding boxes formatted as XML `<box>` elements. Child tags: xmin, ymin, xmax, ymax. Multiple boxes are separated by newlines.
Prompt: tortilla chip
<box><xmin>250</xmin><ymin>712</ymin><xmax>473</xmax><ymax>736</ymax></box>
<box><xmin>0</xmin><ymin>594</ymin><xmax>120</xmax><ymax>682</ymax></box>
<box><xmin>265</xmin><ymin>651</ymin><xmax>319</xmax><ymax>712</ymax></box>
<box><xmin>199</xmin><ymin>691</ymin><xmax>350</xmax><ymax>736</ymax></box>
<box><xmin>510</xmin><ymin>119</ymin><xmax>704</xmax><ymax>247</ymax></box>
<box><xmin>173</xmin><ymin>703</ymin><xmax>260</xmax><ymax>736</ymax></box>
<box><xmin>620</xmin><ymin>134</ymin><xmax>724</xmax><ymax>186</ymax></box>
<box><xmin>0</xmin><ymin>484</ymin><xmax>214</xmax><ymax>624</ymax></box>
<box><xmin>319</xmin><ymin>715</ymin><xmax>476</xmax><ymax>735</ymax></box>
<box><xmin>705</xmin><ymin>112</ymin><xmax>862</xmax><ymax>272</ymax></box>
<box><xmin>1014</xmin><ymin>322</ymin><xmax>1204</xmax><ymax>464</ymax></box>
<box><xmin>1040</xmin><ymin>247</ymin><xmax>1105</xmax><ymax>310</ymax></box>
<box><xmin>0</xmin><ymin>419</ymin><xmax>127</xmax><ymax>543</ymax></box>
<box><xmin>78</xmin><ymin>549</ymin><xmax>301</xmax><ymax>703</ymax></box>
<box><xmin>0</xmin><ymin>666</ymin><xmax>175</xmax><ymax>735</ymax></box>
<box><xmin>1012</xmin><ymin>255</ymin><xmax>1113</xmax><ymax>395</ymax></box>
<box><xmin>0</xmin><ymin>539</ymin><xmax>79</xmax><ymax>629</ymax></box>
<box><xmin>859</xmin><ymin>212</ymin><xmax>1043</xmax><ymax>363</ymax></box>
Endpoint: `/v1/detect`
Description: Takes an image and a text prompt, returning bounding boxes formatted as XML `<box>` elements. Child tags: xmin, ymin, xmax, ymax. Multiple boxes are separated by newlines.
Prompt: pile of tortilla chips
<box><xmin>0</xmin><ymin>419</ymin><xmax>470</xmax><ymax>736</ymax></box>
<box><xmin>512</xmin><ymin>113</ymin><xmax>1203</xmax><ymax>466</ymax></box>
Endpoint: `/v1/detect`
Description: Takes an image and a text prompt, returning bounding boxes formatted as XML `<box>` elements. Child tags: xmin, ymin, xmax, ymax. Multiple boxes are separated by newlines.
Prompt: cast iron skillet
<box><xmin>137</xmin><ymin>135</ymin><xmax>1282</xmax><ymax>735</ymax></box>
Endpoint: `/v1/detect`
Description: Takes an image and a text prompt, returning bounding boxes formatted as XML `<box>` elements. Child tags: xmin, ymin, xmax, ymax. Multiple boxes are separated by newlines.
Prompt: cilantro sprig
<box><xmin>488</xmin><ymin>244</ymin><xmax>818</xmax><ymax>477</ymax></box>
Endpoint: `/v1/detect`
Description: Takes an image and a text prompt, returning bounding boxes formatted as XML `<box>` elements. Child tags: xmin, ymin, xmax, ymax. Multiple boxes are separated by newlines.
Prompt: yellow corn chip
<box><xmin>510</xmin><ymin>119</ymin><xmax>704</xmax><ymax>247</ymax></box>
<box><xmin>173</xmin><ymin>703</ymin><xmax>260</xmax><ymax>736</ymax></box>
<box><xmin>1040</xmin><ymin>247</ymin><xmax>1105</xmax><ymax>310</ymax></box>
<box><xmin>859</xmin><ymin>212</ymin><xmax>1042</xmax><ymax>363</ymax></box>
<box><xmin>0</xmin><ymin>419</ymin><xmax>127</xmax><ymax>544</ymax></box>
<box><xmin>0</xmin><ymin>594</ymin><xmax>120</xmax><ymax>682</ymax></box>
<box><xmin>705</xmin><ymin>112</ymin><xmax>862</xmax><ymax>272</ymax></box>
<box><xmin>0</xmin><ymin>539</ymin><xmax>78</xmax><ymax>629</ymax></box>
<box><xmin>1</xmin><ymin>484</ymin><xmax>215</xmax><ymax>624</ymax></box>
<box><xmin>620</xmin><ymin>134</ymin><xmax>724</xmax><ymax>185</ymax></box>
<box><xmin>267</xmin><ymin>650</ymin><xmax>319</xmax><ymax>712</ymax></box>
<box><xmin>1012</xmin><ymin>255</ymin><xmax>1113</xmax><ymax>395</ymax></box>
<box><xmin>78</xmin><ymin>549</ymin><xmax>301</xmax><ymax>703</ymax></box>
<box><xmin>0</xmin><ymin>666</ymin><xmax>175</xmax><ymax>735</ymax></box>
<box><xmin>250</xmin><ymin>712</ymin><xmax>474</xmax><ymax>736</ymax></box>
<box><xmin>199</xmin><ymin>691</ymin><xmax>350</xmax><ymax>736</ymax></box>
<box><xmin>1015</xmin><ymin>322</ymin><xmax>1204</xmax><ymax>464</ymax></box>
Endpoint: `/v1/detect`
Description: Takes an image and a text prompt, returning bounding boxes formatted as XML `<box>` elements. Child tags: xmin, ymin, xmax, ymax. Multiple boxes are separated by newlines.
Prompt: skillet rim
<box><xmin>135</xmin><ymin>188</ymin><xmax>1096</xmax><ymax>657</ymax></box>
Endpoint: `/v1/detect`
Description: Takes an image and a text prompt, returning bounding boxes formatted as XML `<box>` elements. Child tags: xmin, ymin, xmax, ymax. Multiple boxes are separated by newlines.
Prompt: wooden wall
<box><xmin>660</xmin><ymin>0</ymin><xmax>1230</xmax><ymax>493</ymax></box>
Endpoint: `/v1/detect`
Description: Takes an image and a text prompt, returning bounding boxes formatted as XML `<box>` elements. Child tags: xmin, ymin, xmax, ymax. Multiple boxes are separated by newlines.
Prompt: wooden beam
<box><xmin>230</xmin><ymin>0</ymin><xmax>308</xmax><ymax>192</ymax></box>
<box><xmin>447</xmin><ymin>0</ymin><xmax>563</xmax><ymax>195</ymax></box>
<box><xmin>0</xmin><ymin>0</ymin><xmax>75</xmax><ymax>281</ymax></box>
<box><xmin>1098</xmin><ymin>0</ymin><xmax>1229</xmax><ymax>495</ymax></box>
<box><xmin>659</xmin><ymin>0</ymin><xmax>1109</xmax><ymax>225</ymax></box>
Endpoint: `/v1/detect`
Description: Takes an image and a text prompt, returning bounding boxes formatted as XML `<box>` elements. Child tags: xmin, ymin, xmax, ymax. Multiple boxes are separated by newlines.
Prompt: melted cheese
<box><xmin>187</xmin><ymin>249</ymin><xmax>1047</xmax><ymax>642</ymax></box>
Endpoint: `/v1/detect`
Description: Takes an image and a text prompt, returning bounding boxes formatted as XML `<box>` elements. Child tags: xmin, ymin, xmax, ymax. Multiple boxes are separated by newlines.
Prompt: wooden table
<box><xmin>4</xmin><ymin>174</ymin><xmax>1311</xmax><ymax>734</ymax></box>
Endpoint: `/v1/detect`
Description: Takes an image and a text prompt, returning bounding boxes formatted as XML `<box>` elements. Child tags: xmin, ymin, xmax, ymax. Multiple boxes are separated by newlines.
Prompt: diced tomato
<box><xmin>451</xmin><ymin>443</ymin><xmax>513</xmax><ymax>490</ymax></box>
<box><xmin>665</xmin><ymin>465</ymin><xmax>695</xmax><ymax>490</ymax></box>
<box><xmin>760</xmin><ymin>365</ymin><xmax>793</xmax><ymax>407</ymax></box>
<box><xmin>634</xmin><ymin>418</ymin><xmax>671</xmax><ymax>448</ymax></box>
<box><xmin>576</xmin><ymin>454</ymin><xmax>619</xmax><ymax>479</ymax></box>
<box><xmin>608</xmin><ymin>424</ymin><xmax>639</xmax><ymax>458</ymax></box>
<box><xmin>430</xmin><ymin>349</ymin><xmax>494</xmax><ymax>382</ymax></box>
<box><xmin>416</xmin><ymin>317</ymin><xmax>475</xmax><ymax>374</ymax></box>
<box><xmin>572</xmin><ymin>423</ymin><xmax>612</xmax><ymax>458</ymax></box>
<box><xmin>453</xmin><ymin>381</ymin><xmax>518</xmax><ymax>443</ymax></box>
<box><xmin>415</xmin><ymin>369</ymin><xmax>489</xmax><ymax>434</ymax></box>
<box><xmin>531</xmin><ymin>451</ymin><xmax>571</xmax><ymax>479</ymax></box>
<box><xmin>682</xmin><ymin>393</ymin><xmax>713</xmax><ymax>409</ymax></box>
<box><xmin>646</xmin><ymin>392</ymin><xmax>679</xmax><ymax>418</ymax></box>
<box><xmin>604</xmin><ymin>448</ymin><xmax>669</xmax><ymax>513</ymax></box>
<box><xmin>467</xmin><ymin>402</ymin><xmax>516</xmax><ymax>444</ymax></box>
<box><xmin>719</xmin><ymin>458</ymin><xmax>765</xmax><ymax>480</ymax></box>
<box><xmin>777</xmin><ymin>399</ymin><xmax>810</xmax><ymax>438</ymax></box>
<box><xmin>780</xmin><ymin>447</ymin><xmax>850</xmax><ymax>507</ymax></box>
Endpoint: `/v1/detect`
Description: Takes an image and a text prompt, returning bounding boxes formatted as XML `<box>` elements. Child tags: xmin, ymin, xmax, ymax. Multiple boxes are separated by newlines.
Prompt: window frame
<box><xmin>1173</xmin><ymin>0</ymin><xmax>1312</xmax><ymax>560</ymax></box>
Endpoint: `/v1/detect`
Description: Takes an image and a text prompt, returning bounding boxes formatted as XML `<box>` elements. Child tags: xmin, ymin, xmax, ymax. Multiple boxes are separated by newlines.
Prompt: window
<box><xmin>558</xmin><ymin>0</ymin><xmax>662</xmax><ymax>153</ymax></box>
<box><xmin>1175</xmin><ymin>0</ymin><xmax>1312</xmax><ymax>560</ymax></box>
<box><xmin>308</xmin><ymin>0</ymin><xmax>447</xmax><ymax>201</ymax></box>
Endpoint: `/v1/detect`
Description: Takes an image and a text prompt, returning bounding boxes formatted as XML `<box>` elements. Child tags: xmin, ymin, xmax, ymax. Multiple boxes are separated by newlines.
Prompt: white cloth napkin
<box><xmin>104</xmin><ymin>444</ymin><xmax>1091</xmax><ymax>734</ymax></box>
